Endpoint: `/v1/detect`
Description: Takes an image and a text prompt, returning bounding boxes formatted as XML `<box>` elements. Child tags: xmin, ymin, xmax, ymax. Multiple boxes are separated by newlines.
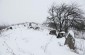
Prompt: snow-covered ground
<box><xmin>0</xmin><ymin>23</ymin><xmax>80</xmax><ymax>55</ymax></box>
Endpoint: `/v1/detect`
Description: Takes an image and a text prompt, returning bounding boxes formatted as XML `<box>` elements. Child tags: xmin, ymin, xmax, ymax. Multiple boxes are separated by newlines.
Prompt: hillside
<box><xmin>0</xmin><ymin>22</ymin><xmax>80</xmax><ymax>55</ymax></box>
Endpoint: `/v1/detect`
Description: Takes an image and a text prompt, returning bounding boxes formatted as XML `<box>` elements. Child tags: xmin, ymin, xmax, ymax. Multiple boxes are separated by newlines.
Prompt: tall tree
<box><xmin>46</xmin><ymin>3</ymin><xmax>85</xmax><ymax>32</ymax></box>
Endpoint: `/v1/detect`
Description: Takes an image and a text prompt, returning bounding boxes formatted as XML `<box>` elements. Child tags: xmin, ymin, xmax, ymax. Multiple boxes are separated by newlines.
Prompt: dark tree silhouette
<box><xmin>46</xmin><ymin>3</ymin><xmax>85</xmax><ymax>32</ymax></box>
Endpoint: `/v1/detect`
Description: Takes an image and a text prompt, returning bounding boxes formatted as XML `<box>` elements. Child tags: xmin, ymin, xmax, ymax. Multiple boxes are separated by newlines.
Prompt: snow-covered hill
<box><xmin>0</xmin><ymin>22</ymin><xmax>78</xmax><ymax>55</ymax></box>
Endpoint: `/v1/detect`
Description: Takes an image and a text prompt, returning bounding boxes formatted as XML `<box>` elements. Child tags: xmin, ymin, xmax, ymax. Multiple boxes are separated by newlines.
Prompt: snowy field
<box><xmin>0</xmin><ymin>23</ymin><xmax>82</xmax><ymax>55</ymax></box>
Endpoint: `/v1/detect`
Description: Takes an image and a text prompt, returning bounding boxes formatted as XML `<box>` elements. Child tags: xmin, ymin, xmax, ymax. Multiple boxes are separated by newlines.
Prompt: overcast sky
<box><xmin>0</xmin><ymin>0</ymin><xmax>85</xmax><ymax>25</ymax></box>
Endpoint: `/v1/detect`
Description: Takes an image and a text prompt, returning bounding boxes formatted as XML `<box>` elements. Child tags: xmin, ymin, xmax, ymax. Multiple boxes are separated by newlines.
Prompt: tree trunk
<box><xmin>60</xmin><ymin>22</ymin><xmax>62</xmax><ymax>32</ymax></box>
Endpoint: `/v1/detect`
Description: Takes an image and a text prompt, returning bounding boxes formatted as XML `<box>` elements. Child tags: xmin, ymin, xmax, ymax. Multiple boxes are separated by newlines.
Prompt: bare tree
<box><xmin>46</xmin><ymin>3</ymin><xmax>85</xmax><ymax>32</ymax></box>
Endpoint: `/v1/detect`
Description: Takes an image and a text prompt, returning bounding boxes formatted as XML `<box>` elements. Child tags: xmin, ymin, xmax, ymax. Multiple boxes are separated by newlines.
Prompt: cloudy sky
<box><xmin>0</xmin><ymin>0</ymin><xmax>85</xmax><ymax>25</ymax></box>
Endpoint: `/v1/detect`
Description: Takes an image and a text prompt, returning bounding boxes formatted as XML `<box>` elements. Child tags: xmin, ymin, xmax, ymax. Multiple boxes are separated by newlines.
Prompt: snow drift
<box><xmin>0</xmin><ymin>22</ymin><xmax>79</xmax><ymax>55</ymax></box>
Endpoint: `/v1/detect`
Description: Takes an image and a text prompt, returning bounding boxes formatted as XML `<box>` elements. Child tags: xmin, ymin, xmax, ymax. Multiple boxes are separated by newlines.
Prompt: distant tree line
<box><xmin>0</xmin><ymin>25</ymin><xmax>8</xmax><ymax>30</ymax></box>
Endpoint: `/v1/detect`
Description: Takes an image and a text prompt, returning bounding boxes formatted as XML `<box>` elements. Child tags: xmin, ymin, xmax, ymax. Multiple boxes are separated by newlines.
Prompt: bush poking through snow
<box><xmin>49</xmin><ymin>30</ymin><xmax>56</xmax><ymax>35</ymax></box>
<box><xmin>0</xmin><ymin>25</ymin><xmax>8</xmax><ymax>30</ymax></box>
<box><xmin>9</xmin><ymin>27</ymin><xmax>12</xmax><ymax>29</ymax></box>
<box><xmin>57</xmin><ymin>31</ymin><xmax>65</xmax><ymax>38</ymax></box>
<box><xmin>57</xmin><ymin>33</ymin><xmax>63</xmax><ymax>38</ymax></box>
<box><xmin>65</xmin><ymin>33</ymin><xmax>75</xmax><ymax>50</ymax></box>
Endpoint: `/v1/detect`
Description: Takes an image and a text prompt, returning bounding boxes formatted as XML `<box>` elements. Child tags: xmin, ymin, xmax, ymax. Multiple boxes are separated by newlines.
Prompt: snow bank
<box><xmin>0</xmin><ymin>24</ymin><xmax>78</xmax><ymax>55</ymax></box>
<box><xmin>75</xmin><ymin>39</ymin><xmax>85</xmax><ymax>55</ymax></box>
<box><xmin>66</xmin><ymin>30</ymin><xmax>74</xmax><ymax>38</ymax></box>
